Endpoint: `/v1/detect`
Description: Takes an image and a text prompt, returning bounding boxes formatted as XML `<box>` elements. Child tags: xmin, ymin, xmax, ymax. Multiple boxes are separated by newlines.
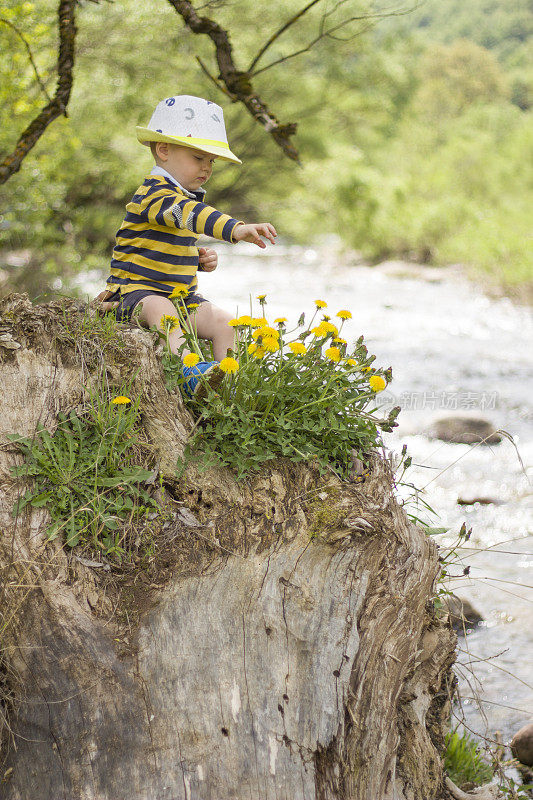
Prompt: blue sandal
<box><xmin>182</xmin><ymin>361</ymin><xmax>223</xmax><ymax>398</ymax></box>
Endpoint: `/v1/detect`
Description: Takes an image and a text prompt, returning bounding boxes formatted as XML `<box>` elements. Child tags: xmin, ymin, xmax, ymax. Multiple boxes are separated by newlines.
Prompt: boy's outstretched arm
<box><xmin>232</xmin><ymin>223</ymin><xmax>277</xmax><ymax>248</ymax></box>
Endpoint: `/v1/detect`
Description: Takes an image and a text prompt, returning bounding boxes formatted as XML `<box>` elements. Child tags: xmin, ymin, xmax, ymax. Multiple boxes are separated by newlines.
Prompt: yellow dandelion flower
<box><xmin>254</xmin><ymin>325</ymin><xmax>279</xmax><ymax>340</ymax></box>
<box><xmin>219</xmin><ymin>357</ymin><xmax>239</xmax><ymax>374</ymax></box>
<box><xmin>322</xmin><ymin>315</ymin><xmax>331</xmax><ymax>321</ymax></box>
<box><xmin>161</xmin><ymin>314</ymin><xmax>180</xmax><ymax>330</ymax></box>
<box><xmin>314</xmin><ymin>299</ymin><xmax>327</xmax><ymax>308</ymax></box>
<box><xmin>274</xmin><ymin>317</ymin><xmax>287</xmax><ymax>325</ymax></box>
<box><xmin>313</xmin><ymin>322</ymin><xmax>338</xmax><ymax>337</ymax></box>
<box><xmin>361</xmin><ymin>366</ymin><xmax>372</xmax><ymax>373</ymax></box>
<box><xmin>345</xmin><ymin>358</ymin><xmax>358</xmax><ymax>367</ymax></box>
<box><xmin>262</xmin><ymin>336</ymin><xmax>279</xmax><ymax>352</ymax></box>
<box><xmin>325</xmin><ymin>346</ymin><xmax>341</xmax><ymax>363</ymax></box>
<box><xmin>256</xmin><ymin>294</ymin><xmax>267</xmax><ymax>302</ymax></box>
<box><xmin>169</xmin><ymin>287</ymin><xmax>188</xmax><ymax>299</ymax></box>
<box><xmin>248</xmin><ymin>342</ymin><xmax>258</xmax><ymax>355</ymax></box>
<box><xmin>183</xmin><ymin>353</ymin><xmax>200</xmax><ymax>368</ymax></box>
<box><xmin>251</xmin><ymin>317</ymin><xmax>268</xmax><ymax>328</ymax></box>
<box><xmin>336</xmin><ymin>309</ymin><xmax>352</xmax><ymax>320</ymax></box>
<box><xmin>369</xmin><ymin>375</ymin><xmax>386</xmax><ymax>392</ymax></box>
<box><xmin>112</xmin><ymin>396</ymin><xmax>131</xmax><ymax>405</ymax></box>
<box><xmin>333</xmin><ymin>337</ymin><xmax>347</xmax><ymax>345</ymax></box>
<box><xmin>289</xmin><ymin>342</ymin><xmax>307</xmax><ymax>355</ymax></box>
<box><xmin>187</xmin><ymin>303</ymin><xmax>200</xmax><ymax>310</ymax></box>
<box><xmin>237</xmin><ymin>315</ymin><xmax>252</xmax><ymax>325</ymax></box>
<box><xmin>252</xmin><ymin>346</ymin><xmax>265</xmax><ymax>359</ymax></box>
<box><xmin>312</xmin><ymin>325</ymin><xmax>327</xmax><ymax>337</ymax></box>
<box><xmin>228</xmin><ymin>318</ymin><xmax>241</xmax><ymax>327</ymax></box>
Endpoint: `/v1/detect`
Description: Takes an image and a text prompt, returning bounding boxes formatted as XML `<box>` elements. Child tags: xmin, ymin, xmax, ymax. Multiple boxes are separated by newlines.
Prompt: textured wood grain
<box><xmin>0</xmin><ymin>294</ymin><xmax>458</xmax><ymax>800</ymax></box>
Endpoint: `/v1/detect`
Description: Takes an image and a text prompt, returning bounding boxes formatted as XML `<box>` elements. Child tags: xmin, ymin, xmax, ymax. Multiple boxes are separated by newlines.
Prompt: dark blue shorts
<box><xmin>107</xmin><ymin>289</ymin><xmax>207</xmax><ymax>322</ymax></box>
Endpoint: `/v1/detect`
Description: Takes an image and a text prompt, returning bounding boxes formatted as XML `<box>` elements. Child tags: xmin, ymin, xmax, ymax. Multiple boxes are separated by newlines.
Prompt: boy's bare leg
<box><xmin>135</xmin><ymin>295</ymin><xmax>187</xmax><ymax>356</ymax></box>
<box><xmin>192</xmin><ymin>301</ymin><xmax>235</xmax><ymax>362</ymax></box>
<box><xmin>135</xmin><ymin>296</ymin><xmax>234</xmax><ymax>362</ymax></box>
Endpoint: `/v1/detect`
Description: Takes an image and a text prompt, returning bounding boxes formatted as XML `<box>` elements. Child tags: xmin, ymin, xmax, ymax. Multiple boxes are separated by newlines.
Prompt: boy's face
<box><xmin>155</xmin><ymin>142</ymin><xmax>217</xmax><ymax>191</ymax></box>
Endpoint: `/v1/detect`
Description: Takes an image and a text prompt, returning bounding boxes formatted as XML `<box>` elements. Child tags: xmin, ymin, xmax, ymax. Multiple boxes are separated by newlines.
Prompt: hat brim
<box><xmin>136</xmin><ymin>127</ymin><xmax>241</xmax><ymax>164</ymax></box>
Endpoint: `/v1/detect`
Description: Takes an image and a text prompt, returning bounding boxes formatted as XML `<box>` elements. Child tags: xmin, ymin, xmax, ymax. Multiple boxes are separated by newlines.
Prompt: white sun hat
<box><xmin>136</xmin><ymin>95</ymin><xmax>241</xmax><ymax>164</ymax></box>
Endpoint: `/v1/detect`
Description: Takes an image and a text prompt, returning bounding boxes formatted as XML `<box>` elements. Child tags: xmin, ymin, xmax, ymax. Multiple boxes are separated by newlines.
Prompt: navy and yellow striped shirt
<box><xmin>106</xmin><ymin>173</ymin><xmax>242</xmax><ymax>297</ymax></box>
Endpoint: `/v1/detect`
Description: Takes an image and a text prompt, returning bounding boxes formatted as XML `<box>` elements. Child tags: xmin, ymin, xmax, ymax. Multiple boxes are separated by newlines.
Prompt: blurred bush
<box><xmin>0</xmin><ymin>0</ymin><xmax>531</xmax><ymax>298</ymax></box>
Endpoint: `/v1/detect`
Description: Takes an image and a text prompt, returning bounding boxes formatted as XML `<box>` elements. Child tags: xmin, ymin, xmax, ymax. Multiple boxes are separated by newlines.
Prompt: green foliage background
<box><xmin>0</xmin><ymin>0</ymin><xmax>531</xmax><ymax>297</ymax></box>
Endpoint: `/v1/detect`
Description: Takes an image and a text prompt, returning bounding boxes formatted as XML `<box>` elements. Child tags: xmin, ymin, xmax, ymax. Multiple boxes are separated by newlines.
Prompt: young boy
<box><xmin>95</xmin><ymin>94</ymin><xmax>277</xmax><ymax>395</ymax></box>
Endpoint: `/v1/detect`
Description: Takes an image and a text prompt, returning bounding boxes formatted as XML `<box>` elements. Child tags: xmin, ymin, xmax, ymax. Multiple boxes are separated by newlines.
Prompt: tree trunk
<box><xmin>0</xmin><ymin>294</ymin><xmax>458</xmax><ymax>800</ymax></box>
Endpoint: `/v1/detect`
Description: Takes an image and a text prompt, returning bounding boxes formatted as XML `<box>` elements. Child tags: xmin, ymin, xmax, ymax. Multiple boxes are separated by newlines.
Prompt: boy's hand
<box><xmin>232</xmin><ymin>223</ymin><xmax>277</xmax><ymax>249</ymax></box>
<box><xmin>198</xmin><ymin>247</ymin><xmax>218</xmax><ymax>272</ymax></box>
<box><xmin>92</xmin><ymin>290</ymin><xmax>119</xmax><ymax>313</ymax></box>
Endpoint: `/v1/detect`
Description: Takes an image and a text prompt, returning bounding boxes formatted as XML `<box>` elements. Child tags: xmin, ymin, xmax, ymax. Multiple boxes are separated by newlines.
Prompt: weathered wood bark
<box><xmin>0</xmin><ymin>295</ymin><xmax>459</xmax><ymax>800</ymax></box>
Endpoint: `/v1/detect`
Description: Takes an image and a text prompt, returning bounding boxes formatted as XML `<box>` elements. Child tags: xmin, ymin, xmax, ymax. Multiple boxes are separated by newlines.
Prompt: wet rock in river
<box><xmin>426</xmin><ymin>414</ymin><xmax>502</xmax><ymax>445</ymax></box>
<box><xmin>511</xmin><ymin>722</ymin><xmax>533</xmax><ymax>767</ymax></box>
<box><xmin>457</xmin><ymin>496</ymin><xmax>501</xmax><ymax>506</ymax></box>
<box><xmin>443</xmin><ymin>594</ymin><xmax>483</xmax><ymax>633</ymax></box>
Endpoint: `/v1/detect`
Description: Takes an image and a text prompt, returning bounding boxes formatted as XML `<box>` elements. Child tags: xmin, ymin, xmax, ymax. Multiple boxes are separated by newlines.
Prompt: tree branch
<box><xmin>250</xmin><ymin>5</ymin><xmax>423</xmax><ymax>77</ymax></box>
<box><xmin>166</xmin><ymin>0</ymin><xmax>300</xmax><ymax>163</ymax></box>
<box><xmin>0</xmin><ymin>0</ymin><xmax>77</xmax><ymax>185</ymax></box>
<box><xmin>196</xmin><ymin>56</ymin><xmax>237</xmax><ymax>100</ymax></box>
<box><xmin>247</xmin><ymin>0</ymin><xmax>323</xmax><ymax>73</ymax></box>
<box><xmin>0</xmin><ymin>17</ymin><xmax>52</xmax><ymax>102</ymax></box>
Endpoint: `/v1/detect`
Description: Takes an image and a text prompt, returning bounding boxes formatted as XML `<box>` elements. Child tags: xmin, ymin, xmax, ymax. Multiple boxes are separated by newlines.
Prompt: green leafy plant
<box><xmin>162</xmin><ymin>294</ymin><xmax>400</xmax><ymax>479</ymax></box>
<box><xmin>500</xmin><ymin>779</ymin><xmax>533</xmax><ymax>799</ymax></box>
<box><xmin>9</xmin><ymin>394</ymin><xmax>157</xmax><ymax>558</ymax></box>
<box><xmin>59</xmin><ymin>301</ymin><xmax>125</xmax><ymax>353</ymax></box>
<box><xmin>444</xmin><ymin>729</ymin><xmax>494</xmax><ymax>786</ymax></box>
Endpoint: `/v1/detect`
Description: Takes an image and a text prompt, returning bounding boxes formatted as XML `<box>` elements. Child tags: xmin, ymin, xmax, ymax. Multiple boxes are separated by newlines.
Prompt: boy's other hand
<box><xmin>198</xmin><ymin>247</ymin><xmax>218</xmax><ymax>272</ymax></box>
<box><xmin>92</xmin><ymin>290</ymin><xmax>119</xmax><ymax>313</ymax></box>
<box><xmin>232</xmin><ymin>223</ymin><xmax>277</xmax><ymax>248</ymax></box>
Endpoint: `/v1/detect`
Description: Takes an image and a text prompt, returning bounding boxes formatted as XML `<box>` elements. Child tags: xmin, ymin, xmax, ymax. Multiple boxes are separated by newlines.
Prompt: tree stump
<box><xmin>0</xmin><ymin>295</ymin><xmax>458</xmax><ymax>800</ymax></box>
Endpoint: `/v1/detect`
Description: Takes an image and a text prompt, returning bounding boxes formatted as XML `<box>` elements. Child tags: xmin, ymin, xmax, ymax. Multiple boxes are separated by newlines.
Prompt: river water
<box><xmin>79</xmin><ymin>241</ymin><xmax>533</xmax><ymax>746</ymax></box>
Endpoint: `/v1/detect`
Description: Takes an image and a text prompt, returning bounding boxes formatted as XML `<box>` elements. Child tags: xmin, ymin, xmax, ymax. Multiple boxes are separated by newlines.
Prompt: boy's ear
<box><xmin>155</xmin><ymin>141</ymin><xmax>169</xmax><ymax>162</ymax></box>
